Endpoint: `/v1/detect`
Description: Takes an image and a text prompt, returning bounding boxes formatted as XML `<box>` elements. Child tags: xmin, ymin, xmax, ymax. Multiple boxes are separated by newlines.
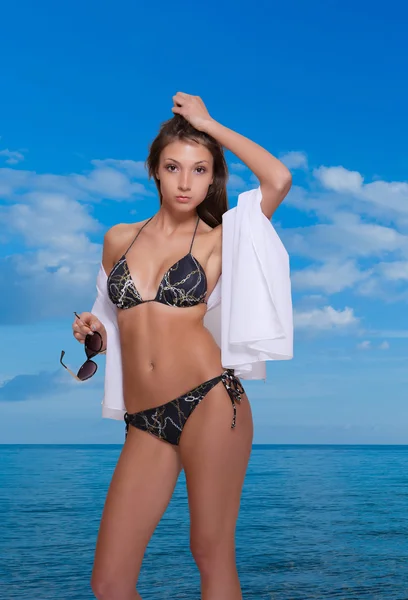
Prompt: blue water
<box><xmin>1</xmin><ymin>445</ymin><xmax>408</xmax><ymax>599</ymax></box>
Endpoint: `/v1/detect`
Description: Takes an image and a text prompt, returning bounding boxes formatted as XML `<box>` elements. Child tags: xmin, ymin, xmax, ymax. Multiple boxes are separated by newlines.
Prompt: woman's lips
<box><xmin>176</xmin><ymin>196</ymin><xmax>191</xmax><ymax>202</ymax></box>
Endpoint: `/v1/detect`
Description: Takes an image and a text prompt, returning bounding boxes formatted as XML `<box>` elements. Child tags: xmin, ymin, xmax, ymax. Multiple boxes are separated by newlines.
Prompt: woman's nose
<box><xmin>178</xmin><ymin>172</ymin><xmax>192</xmax><ymax>190</ymax></box>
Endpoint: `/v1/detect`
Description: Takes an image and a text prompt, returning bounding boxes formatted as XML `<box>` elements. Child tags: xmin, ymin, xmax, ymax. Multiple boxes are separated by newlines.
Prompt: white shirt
<box><xmin>91</xmin><ymin>186</ymin><xmax>293</xmax><ymax>420</ymax></box>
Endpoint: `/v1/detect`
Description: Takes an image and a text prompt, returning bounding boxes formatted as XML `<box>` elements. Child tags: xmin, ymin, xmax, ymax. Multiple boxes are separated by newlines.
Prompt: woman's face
<box><xmin>156</xmin><ymin>139</ymin><xmax>214</xmax><ymax>211</ymax></box>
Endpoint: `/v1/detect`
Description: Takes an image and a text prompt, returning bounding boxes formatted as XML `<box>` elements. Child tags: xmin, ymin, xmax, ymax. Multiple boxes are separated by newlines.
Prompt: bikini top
<box><xmin>107</xmin><ymin>214</ymin><xmax>207</xmax><ymax>310</ymax></box>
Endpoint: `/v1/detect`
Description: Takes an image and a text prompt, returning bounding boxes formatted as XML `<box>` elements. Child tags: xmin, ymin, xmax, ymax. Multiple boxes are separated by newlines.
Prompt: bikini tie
<box><xmin>222</xmin><ymin>369</ymin><xmax>245</xmax><ymax>429</ymax></box>
<box><xmin>124</xmin><ymin>412</ymin><xmax>130</xmax><ymax>439</ymax></box>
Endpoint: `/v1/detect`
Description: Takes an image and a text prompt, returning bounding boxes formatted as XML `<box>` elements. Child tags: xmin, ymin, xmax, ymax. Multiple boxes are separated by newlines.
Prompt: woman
<box><xmin>72</xmin><ymin>92</ymin><xmax>292</xmax><ymax>600</ymax></box>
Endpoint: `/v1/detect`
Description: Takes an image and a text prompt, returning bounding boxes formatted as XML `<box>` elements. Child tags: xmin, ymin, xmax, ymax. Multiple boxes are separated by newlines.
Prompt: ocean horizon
<box><xmin>3</xmin><ymin>443</ymin><xmax>408</xmax><ymax>447</ymax></box>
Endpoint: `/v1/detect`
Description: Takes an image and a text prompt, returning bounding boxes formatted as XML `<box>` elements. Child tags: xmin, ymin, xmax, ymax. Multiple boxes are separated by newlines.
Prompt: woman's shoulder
<box><xmin>105</xmin><ymin>219</ymin><xmax>150</xmax><ymax>239</ymax></box>
<box><xmin>102</xmin><ymin>219</ymin><xmax>151</xmax><ymax>274</ymax></box>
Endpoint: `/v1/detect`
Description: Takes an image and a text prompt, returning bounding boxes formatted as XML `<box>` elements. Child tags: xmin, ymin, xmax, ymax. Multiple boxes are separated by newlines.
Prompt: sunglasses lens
<box><xmin>85</xmin><ymin>332</ymin><xmax>103</xmax><ymax>358</ymax></box>
<box><xmin>78</xmin><ymin>360</ymin><xmax>97</xmax><ymax>381</ymax></box>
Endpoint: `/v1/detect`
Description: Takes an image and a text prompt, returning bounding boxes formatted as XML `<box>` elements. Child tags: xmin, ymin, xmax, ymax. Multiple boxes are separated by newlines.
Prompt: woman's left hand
<box><xmin>171</xmin><ymin>92</ymin><xmax>214</xmax><ymax>132</ymax></box>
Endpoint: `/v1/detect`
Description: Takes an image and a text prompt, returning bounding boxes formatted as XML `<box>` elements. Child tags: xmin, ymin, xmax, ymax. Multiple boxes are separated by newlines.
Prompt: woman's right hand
<box><xmin>72</xmin><ymin>312</ymin><xmax>106</xmax><ymax>345</ymax></box>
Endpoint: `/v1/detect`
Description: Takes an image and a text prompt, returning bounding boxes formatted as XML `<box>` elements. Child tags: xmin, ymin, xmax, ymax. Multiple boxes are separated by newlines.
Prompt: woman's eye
<box><xmin>165</xmin><ymin>165</ymin><xmax>206</xmax><ymax>174</ymax></box>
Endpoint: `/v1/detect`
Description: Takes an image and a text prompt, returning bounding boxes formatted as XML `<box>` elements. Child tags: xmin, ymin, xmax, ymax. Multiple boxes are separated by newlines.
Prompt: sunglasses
<box><xmin>60</xmin><ymin>315</ymin><xmax>105</xmax><ymax>382</ymax></box>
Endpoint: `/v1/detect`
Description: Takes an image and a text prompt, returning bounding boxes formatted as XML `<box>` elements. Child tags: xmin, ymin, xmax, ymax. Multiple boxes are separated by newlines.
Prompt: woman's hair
<box><xmin>145</xmin><ymin>114</ymin><xmax>229</xmax><ymax>227</ymax></box>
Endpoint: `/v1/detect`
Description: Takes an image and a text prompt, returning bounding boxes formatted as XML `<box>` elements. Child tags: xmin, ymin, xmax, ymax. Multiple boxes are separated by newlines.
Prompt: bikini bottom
<box><xmin>123</xmin><ymin>368</ymin><xmax>245</xmax><ymax>446</ymax></box>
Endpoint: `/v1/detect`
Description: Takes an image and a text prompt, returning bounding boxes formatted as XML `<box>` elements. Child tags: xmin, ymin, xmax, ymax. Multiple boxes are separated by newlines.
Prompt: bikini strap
<box><xmin>189</xmin><ymin>215</ymin><xmax>200</xmax><ymax>254</ymax></box>
<box><xmin>123</xmin><ymin>216</ymin><xmax>154</xmax><ymax>256</ymax></box>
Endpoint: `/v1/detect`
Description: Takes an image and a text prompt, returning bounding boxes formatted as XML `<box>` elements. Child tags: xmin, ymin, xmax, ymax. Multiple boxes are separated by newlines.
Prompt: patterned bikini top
<box><xmin>107</xmin><ymin>215</ymin><xmax>207</xmax><ymax>310</ymax></box>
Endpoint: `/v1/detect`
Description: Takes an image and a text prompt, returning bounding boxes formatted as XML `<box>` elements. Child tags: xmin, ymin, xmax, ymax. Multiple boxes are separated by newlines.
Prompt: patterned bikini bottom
<box><xmin>123</xmin><ymin>368</ymin><xmax>245</xmax><ymax>446</ymax></box>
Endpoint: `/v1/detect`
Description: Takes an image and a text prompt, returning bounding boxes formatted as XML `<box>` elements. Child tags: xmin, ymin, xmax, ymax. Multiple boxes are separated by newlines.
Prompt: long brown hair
<box><xmin>145</xmin><ymin>114</ymin><xmax>229</xmax><ymax>227</ymax></box>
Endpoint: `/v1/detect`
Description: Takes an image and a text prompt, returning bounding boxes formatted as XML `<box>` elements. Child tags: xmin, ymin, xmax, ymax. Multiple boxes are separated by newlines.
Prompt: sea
<box><xmin>1</xmin><ymin>444</ymin><xmax>408</xmax><ymax>600</ymax></box>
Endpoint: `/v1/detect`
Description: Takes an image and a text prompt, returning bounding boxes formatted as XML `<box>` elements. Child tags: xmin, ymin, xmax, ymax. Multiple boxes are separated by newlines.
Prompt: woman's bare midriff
<box><xmin>118</xmin><ymin>302</ymin><xmax>224</xmax><ymax>414</ymax></box>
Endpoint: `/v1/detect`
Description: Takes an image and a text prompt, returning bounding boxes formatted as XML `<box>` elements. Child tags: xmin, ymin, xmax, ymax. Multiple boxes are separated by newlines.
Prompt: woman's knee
<box><xmin>190</xmin><ymin>532</ymin><xmax>236</xmax><ymax>574</ymax></box>
<box><xmin>90</xmin><ymin>573</ymin><xmax>136</xmax><ymax>600</ymax></box>
<box><xmin>90</xmin><ymin>575</ymin><xmax>113</xmax><ymax>600</ymax></box>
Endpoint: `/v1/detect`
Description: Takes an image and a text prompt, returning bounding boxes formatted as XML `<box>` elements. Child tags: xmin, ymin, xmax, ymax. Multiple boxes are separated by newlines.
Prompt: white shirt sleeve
<box><xmin>91</xmin><ymin>265</ymin><xmax>125</xmax><ymax>420</ymax></box>
<box><xmin>205</xmin><ymin>186</ymin><xmax>293</xmax><ymax>380</ymax></box>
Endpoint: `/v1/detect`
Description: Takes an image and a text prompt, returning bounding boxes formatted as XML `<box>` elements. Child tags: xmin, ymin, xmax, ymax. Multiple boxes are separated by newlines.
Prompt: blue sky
<box><xmin>1</xmin><ymin>0</ymin><xmax>407</xmax><ymax>444</ymax></box>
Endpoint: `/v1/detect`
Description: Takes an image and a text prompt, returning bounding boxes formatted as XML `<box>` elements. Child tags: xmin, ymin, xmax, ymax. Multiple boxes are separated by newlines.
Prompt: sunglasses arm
<box><xmin>60</xmin><ymin>351</ymin><xmax>82</xmax><ymax>382</ymax></box>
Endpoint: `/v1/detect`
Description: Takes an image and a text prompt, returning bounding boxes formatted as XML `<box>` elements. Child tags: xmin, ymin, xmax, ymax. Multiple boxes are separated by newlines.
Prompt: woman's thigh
<box><xmin>91</xmin><ymin>426</ymin><xmax>182</xmax><ymax>591</ymax></box>
<box><xmin>179</xmin><ymin>381</ymin><xmax>253</xmax><ymax>553</ymax></box>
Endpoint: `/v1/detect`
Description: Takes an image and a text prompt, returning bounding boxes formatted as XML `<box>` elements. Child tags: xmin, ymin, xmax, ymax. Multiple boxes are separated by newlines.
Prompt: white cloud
<box><xmin>227</xmin><ymin>173</ymin><xmax>247</xmax><ymax>189</ymax></box>
<box><xmin>378</xmin><ymin>261</ymin><xmax>408</xmax><ymax>281</ymax></box>
<box><xmin>355</xmin><ymin>276</ymin><xmax>383</xmax><ymax>298</ymax></box>
<box><xmin>73</xmin><ymin>167</ymin><xmax>147</xmax><ymax>200</ymax></box>
<box><xmin>0</xmin><ymin>148</ymin><xmax>25</xmax><ymax>165</ymax></box>
<box><xmin>294</xmin><ymin>306</ymin><xmax>359</xmax><ymax>330</ymax></box>
<box><xmin>330</xmin><ymin>212</ymin><xmax>408</xmax><ymax>257</ymax></box>
<box><xmin>280</xmin><ymin>151</ymin><xmax>308</xmax><ymax>170</ymax></box>
<box><xmin>356</xmin><ymin>339</ymin><xmax>390</xmax><ymax>351</ymax></box>
<box><xmin>292</xmin><ymin>260</ymin><xmax>371</xmax><ymax>294</ymax></box>
<box><xmin>286</xmin><ymin>216</ymin><xmax>408</xmax><ymax>262</ymax></box>
<box><xmin>0</xmin><ymin>158</ymin><xmax>154</xmax><ymax>324</ymax></box>
<box><xmin>354</xmin><ymin>260</ymin><xmax>408</xmax><ymax>301</ymax></box>
<box><xmin>91</xmin><ymin>158</ymin><xmax>148</xmax><ymax>179</ymax></box>
<box><xmin>314</xmin><ymin>165</ymin><xmax>364</xmax><ymax>194</ymax></box>
<box><xmin>296</xmin><ymin>294</ymin><xmax>327</xmax><ymax>307</ymax></box>
<box><xmin>229</xmin><ymin>162</ymin><xmax>247</xmax><ymax>172</ymax></box>
<box><xmin>360</xmin><ymin>180</ymin><xmax>408</xmax><ymax>216</ymax></box>
<box><xmin>357</xmin><ymin>340</ymin><xmax>371</xmax><ymax>350</ymax></box>
<box><xmin>0</xmin><ymin>160</ymin><xmax>153</xmax><ymax>203</ymax></box>
<box><xmin>2</xmin><ymin>192</ymin><xmax>100</xmax><ymax>248</ymax></box>
<box><xmin>0</xmin><ymin>184</ymin><xmax>104</xmax><ymax>324</ymax></box>
<box><xmin>313</xmin><ymin>165</ymin><xmax>408</xmax><ymax>220</ymax></box>
<box><xmin>283</xmin><ymin>166</ymin><xmax>408</xmax><ymax>301</ymax></box>
<box><xmin>367</xmin><ymin>330</ymin><xmax>408</xmax><ymax>339</ymax></box>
